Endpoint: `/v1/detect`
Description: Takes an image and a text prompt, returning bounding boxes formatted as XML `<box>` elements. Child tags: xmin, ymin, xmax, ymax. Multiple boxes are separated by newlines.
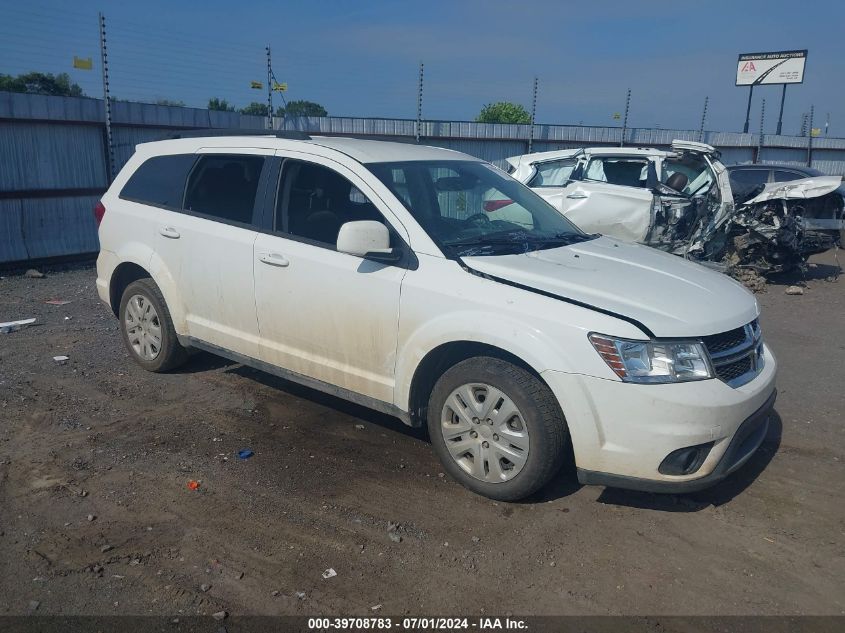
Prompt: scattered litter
<box><xmin>388</xmin><ymin>532</ymin><xmax>402</xmax><ymax>543</ymax></box>
<box><xmin>45</xmin><ymin>299</ymin><xmax>72</xmax><ymax>306</ymax></box>
<box><xmin>438</xmin><ymin>472</ymin><xmax>445</xmax><ymax>478</ymax></box>
<box><xmin>354</xmin><ymin>424</ymin><xmax>365</xmax><ymax>430</ymax></box>
<box><xmin>25</xmin><ymin>269</ymin><xmax>45</xmax><ymax>279</ymax></box>
<box><xmin>112</xmin><ymin>575</ymin><xmax>125</xmax><ymax>579</ymax></box>
<box><xmin>549</xmin><ymin>561</ymin><xmax>556</xmax><ymax>567</ymax></box>
<box><xmin>28</xmin><ymin>600</ymin><xmax>40</xmax><ymax>611</ymax></box>
<box><xmin>200</xmin><ymin>583</ymin><xmax>211</xmax><ymax>592</ymax></box>
<box><xmin>0</xmin><ymin>318</ymin><xmax>36</xmax><ymax>334</ymax></box>
<box><xmin>763</xmin><ymin>537</ymin><xmax>775</xmax><ymax>543</ymax></box>
<box><xmin>371</xmin><ymin>604</ymin><xmax>382</xmax><ymax>611</ymax></box>
<box><xmin>187</xmin><ymin>480</ymin><xmax>200</xmax><ymax>490</ymax></box>
<box><xmin>471</xmin><ymin>536</ymin><xmax>480</xmax><ymax>543</ymax></box>
<box><xmin>100</xmin><ymin>544</ymin><xmax>113</xmax><ymax>553</ymax></box>
<box><xmin>237</xmin><ymin>449</ymin><xmax>254</xmax><ymax>460</ymax></box>
<box><xmin>785</xmin><ymin>285</ymin><xmax>804</xmax><ymax>296</ymax></box>
<box><xmin>212</xmin><ymin>611</ymin><xmax>227</xmax><ymax>621</ymax></box>
<box><xmin>53</xmin><ymin>355</ymin><xmax>70</xmax><ymax>364</ymax></box>
<box><xmin>129</xmin><ymin>559</ymin><xmax>140</xmax><ymax>566</ymax></box>
<box><xmin>271</xmin><ymin>590</ymin><xmax>280</xmax><ymax>597</ymax></box>
<box><xmin>87</xmin><ymin>514</ymin><xmax>96</xmax><ymax>522</ymax></box>
<box><xmin>235</xmin><ymin>571</ymin><xmax>244</xmax><ymax>580</ymax></box>
<box><xmin>295</xmin><ymin>591</ymin><xmax>306</xmax><ymax>600</ymax></box>
<box><xmin>321</xmin><ymin>568</ymin><xmax>337</xmax><ymax>579</ymax></box>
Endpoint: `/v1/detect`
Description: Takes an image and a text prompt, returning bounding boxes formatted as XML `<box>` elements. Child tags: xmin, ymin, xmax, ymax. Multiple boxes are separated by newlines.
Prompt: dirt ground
<box><xmin>0</xmin><ymin>252</ymin><xmax>843</xmax><ymax>617</ymax></box>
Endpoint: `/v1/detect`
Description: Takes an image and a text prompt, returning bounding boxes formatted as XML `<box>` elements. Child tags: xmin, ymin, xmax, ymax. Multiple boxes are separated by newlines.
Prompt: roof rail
<box><xmin>161</xmin><ymin>129</ymin><xmax>311</xmax><ymax>141</ymax></box>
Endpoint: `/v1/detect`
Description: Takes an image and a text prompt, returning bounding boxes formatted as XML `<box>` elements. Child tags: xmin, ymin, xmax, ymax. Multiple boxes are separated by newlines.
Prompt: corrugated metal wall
<box><xmin>2</xmin><ymin>91</ymin><xmax>844</xmax><ymax>265</ymax></box>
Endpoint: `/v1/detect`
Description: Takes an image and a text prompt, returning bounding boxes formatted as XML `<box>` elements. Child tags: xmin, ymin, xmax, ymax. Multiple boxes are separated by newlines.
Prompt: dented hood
<box><xmin>463</xmin><ymin>236</ymin><xmax>758</xmax><ymax>338</ymax></box>
<box><xmin>743</xmin><ymin>176</ymin><xmax>843</xmax><ymax>205</ymax></box>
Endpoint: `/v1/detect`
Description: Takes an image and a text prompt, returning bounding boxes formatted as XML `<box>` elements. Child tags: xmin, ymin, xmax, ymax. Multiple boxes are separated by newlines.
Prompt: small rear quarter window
<box><xmin>119</xmin><ymin>154</ymin><xmax>197</xmax><ymax>208</ymax></box>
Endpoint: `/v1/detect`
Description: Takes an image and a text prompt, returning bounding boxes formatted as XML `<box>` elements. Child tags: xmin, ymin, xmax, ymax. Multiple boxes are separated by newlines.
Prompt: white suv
<box><xmin>95</xmin><ymin>131</ymin><xmax>777</xmax><ymax>500</ymax></box>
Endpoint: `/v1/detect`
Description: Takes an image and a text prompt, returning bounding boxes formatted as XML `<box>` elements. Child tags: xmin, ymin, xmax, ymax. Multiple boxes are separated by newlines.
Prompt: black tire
<box><xmin>427</xmin><ymin>356</ymin><xmax>568</xmax><ymax>501</ymax></box>
<box><xmin>118</xmin><ymin>278</ymin><xmax>188</xmax><ymax>372</ymax></box>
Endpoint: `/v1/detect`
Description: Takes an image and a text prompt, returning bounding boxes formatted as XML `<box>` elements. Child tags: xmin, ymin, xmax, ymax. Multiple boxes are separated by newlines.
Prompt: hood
<box><xmin>743</xmin><ymin>176</ymin><xmax>843</xmax><ymax>205</ymax></box>
<box><xmin>463</xmin><ymin>236</ymin><xmax>758</xmax><ymax>338</ymax></box>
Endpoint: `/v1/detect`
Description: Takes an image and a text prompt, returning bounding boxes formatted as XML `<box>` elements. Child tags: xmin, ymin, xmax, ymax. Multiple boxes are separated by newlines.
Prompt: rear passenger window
<box><xmin>730</xmin><ymin>169</ymin><xmax>769</xmax><ymax>185</ymax></box>
<box><xmin>773</xmin><ymin>170</ymin><xmax>804</xmax><ymax>182</ymax></box>
<box><xmin>119</xmin><ymin>154</ymin><xmax>196</xmax><ymax>207</ymax></box>
<box><xmin>184</xmin><ymin>155</ymin><xmax>265</xmax><ymax>224</ymax></box>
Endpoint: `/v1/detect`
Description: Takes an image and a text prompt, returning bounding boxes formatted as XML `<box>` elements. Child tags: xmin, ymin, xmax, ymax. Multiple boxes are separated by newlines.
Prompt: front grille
<box><xmin>714</xmin><ymin>356</ymin><xmax>752</xmax><ymax>382</ymax></box>
<box><xmin>702</xmin><ymin>320</ymin><xmax>763</xmax><ymax>388</ymax></box>
<box><xmin>702</xmin><ymin>325</ymin><xmax>748</xmax><ymax>354</ymax></box>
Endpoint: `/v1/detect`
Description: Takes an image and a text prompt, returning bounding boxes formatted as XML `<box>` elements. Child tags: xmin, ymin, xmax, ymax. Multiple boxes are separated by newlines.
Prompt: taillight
<box><xmin>483</xmin><ymin>199</ymin><xmax>514</xmax><ymax>212</ymax></box>
<box><xmin>94</xmin><ymin>201</ymin><xmax>106</xmax><ymax>227</ymax></box>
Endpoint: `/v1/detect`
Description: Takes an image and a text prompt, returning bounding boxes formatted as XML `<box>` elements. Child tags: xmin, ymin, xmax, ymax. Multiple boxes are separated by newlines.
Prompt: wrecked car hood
<box><xmin>463</xmin><ymin>236</ymin><xmax>758</xmax><ymax>338</ymax></box>
<box><xmin>743</xmin><ymin>176</ymin><xmax>843</xmax><ymax>205</ymax></box>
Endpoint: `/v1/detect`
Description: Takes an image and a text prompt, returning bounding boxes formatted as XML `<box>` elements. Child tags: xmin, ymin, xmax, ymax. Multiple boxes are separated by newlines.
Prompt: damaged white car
<box><xmin>502</xmin><ymin>140</ymin><xmax>842</xmax><ymax>275</ymax></box>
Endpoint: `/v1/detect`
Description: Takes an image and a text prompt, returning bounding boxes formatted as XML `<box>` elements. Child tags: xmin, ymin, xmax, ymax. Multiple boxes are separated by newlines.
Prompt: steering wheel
<box><xmin>465</xmin><ymin>213</ymin><xmax>491</xmax><ymax>226</ymax></box>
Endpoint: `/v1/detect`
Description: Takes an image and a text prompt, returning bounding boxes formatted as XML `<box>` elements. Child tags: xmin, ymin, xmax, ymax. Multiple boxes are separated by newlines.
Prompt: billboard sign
<box><xmin>736</xmin><ymin>50</ymin><xmax>807</xmax><ymax>86</ymax></box>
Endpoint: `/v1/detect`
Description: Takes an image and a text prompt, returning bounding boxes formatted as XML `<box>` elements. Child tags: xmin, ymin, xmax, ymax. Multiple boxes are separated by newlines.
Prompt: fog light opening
<box><xmin>658</xmin><ymin>442</ymin><xmax>714</xmax><ymax>476</ymax></box>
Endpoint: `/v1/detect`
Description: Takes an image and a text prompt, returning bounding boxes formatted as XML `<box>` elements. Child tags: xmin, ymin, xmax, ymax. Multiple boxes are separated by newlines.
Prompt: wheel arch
<box><xmin>109</xmin><ymin>262</ymin><xmax>151</xmax><ymax>316</ymax></box>
<box><xmin>406</xmin><ymin>340</ymin><xmax>548</xmax><ymax>428</ymax></box>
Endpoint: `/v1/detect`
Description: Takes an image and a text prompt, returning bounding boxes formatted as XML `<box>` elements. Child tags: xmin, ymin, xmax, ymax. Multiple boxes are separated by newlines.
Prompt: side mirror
<box><xmin>337</xmin><ymin>221</ymin><xmax>397</xmax><ymax>261</ymax></box>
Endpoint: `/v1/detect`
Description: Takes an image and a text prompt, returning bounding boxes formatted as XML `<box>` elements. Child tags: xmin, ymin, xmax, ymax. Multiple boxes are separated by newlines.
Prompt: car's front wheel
<box><xmin>427</xmin><ymin>356</ymin><xmax>568</xmax><ymax>501</ymax></box>
<box><xmin>118</xmin><ymin>278</ymin><xmax>188</xmax><ymax>372</ymax></box>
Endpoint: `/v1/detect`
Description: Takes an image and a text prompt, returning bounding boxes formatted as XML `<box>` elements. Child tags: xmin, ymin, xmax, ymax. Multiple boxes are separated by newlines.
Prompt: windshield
<box><xmin>367</xmin><ymin>160</ymin><xmax>592</xmax><ymax>256</ymax></box>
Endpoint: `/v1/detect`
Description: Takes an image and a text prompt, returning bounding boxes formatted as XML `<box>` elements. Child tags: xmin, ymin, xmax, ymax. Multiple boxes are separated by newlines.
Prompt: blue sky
<box><xmin>1</xmin><ymin>0</ymin><xmax>842</xmax><ymax>135</ymax></box>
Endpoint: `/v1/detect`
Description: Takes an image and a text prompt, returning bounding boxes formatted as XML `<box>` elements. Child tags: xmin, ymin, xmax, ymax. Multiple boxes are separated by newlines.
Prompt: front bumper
<box><xmin>541</xmin><ymin>343</ymin><xmax>777</xmax><ymax>492</ymax></box>
<box><xmin>576</xmin><ymin>389</ymin><xmax>775</xmax><ymax>493</ymax></box>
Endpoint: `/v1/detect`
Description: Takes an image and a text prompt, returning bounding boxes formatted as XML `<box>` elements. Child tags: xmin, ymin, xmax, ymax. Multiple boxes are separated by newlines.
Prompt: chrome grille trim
<box><xmin>703</xmin><ymin>320</ymin><xmax>764</xmax><ymax>388</ymax></box>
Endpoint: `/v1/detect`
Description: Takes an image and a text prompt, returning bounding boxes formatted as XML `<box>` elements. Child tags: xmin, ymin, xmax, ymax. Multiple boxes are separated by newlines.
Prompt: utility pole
<box><xmin>807</xmin><ymin>105</ymin><xmax>814</xmax><ymax>167</ymax></box>
<box><xmin>742</xmin><ymin>85</ymin><xmax>754</xmax><ymax>133</ymax></box>
<box><xmin>528</xmin><ymin>76</ymin><xmax>538</xmax><ymax>154</ymax></box>
<box><xmin>755</xmin><ymin>98</ymin><xmax>765</xmax><ymax>163</ymax></box>
<box><xmin>415</xmin><ymin>62</ymin><xmax>424</xmax><ymax>143</ymax></box>
<box><xmin>698</xmin><ymin>96</ymin><xmax>709</xmax><ymax>142</ymax></box>
<box><xmin>266</xmin><ymin>46</ymin><xmax>273</xmax><ymax>129</ymax></box>
<box><xmin>620</xmin><ymin>88</ymin><xmax>631</xmax><ymax>147</ymax></box>
<box><xmin>98</xmin><ymin>12</ymin><xmax>115</xmax><ymax>181</ymax></box>
<box><xmin>775</xmin><ymin>84</ymin><xmax>787</xmax><ymax>135</ymax></box>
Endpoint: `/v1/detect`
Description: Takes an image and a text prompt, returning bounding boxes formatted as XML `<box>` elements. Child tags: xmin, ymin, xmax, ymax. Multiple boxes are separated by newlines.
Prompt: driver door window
<box><xmin>275</xmin><ymin>160</ymin><xmax>388</xmax><ymax>248</ymax></box>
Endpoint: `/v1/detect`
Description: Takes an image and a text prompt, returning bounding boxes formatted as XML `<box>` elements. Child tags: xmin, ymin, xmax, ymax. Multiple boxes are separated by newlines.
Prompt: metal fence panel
<box><xmin>19</xmin><ymin>196</ymin><xmax>100</xmax><ymax>260</ymax></box>
<box><xmin>0</xmin><ymin>122</ymin><xmax>107</xmax><ymax>191</ymax></box>
<box><xmin>0</xmin><ymin>199</ymin><xmax>28</xmax><ymax>263</ymax></box>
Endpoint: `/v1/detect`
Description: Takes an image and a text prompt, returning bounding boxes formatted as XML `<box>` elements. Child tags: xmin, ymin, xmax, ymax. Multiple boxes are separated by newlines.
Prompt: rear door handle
<box><xmin>159</xmin><ymin>226</ymin><xmax>180</xmax><ymax>239</ymax></box>
<box><xmin>566</xmin><ymin>191</ymin><xmax>589</xmax><ymax>199</ymax></box>
<box><xmin>259</xmin><ymin>253</ymin><xmax>290</xmax><ymax>267</ymax></box>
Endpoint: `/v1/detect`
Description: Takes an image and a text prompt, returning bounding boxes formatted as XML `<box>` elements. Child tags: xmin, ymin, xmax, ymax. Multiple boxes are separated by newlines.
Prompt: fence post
<box><xmin>620</xmin><ymin>88</ymin><xmax>631</xmax><ymax>147</ymax></box>
<box><xmin>415</xmin><ymin>62</ymin><xmax>424</xmax><ymax>143</ymax></box>
<box><xmin>527</xmin><ymin>76</ymin><xmax>538</xmax><ymax>154</ymax></box>
<box><xmin>98</xmin><ymin>12</ymin><xmax>115</xmax><ymax>181</ymax></box>
<box><xmin>807</xmin><ymin>105</ymin><xmax>814</xmax><ymax>167</ymax></box>
<box><xmin>698</xmin><ymin>96</ymin><xmax>708</xmax><ymax>143</ymax></box>
<box><xmin>266</xmin><ymin>46</ymin><xmax>273</xmax><ymax>129</ymax></box>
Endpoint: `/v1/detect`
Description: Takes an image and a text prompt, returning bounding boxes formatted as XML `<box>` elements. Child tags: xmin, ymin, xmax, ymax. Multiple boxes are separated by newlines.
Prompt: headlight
<box><xmin>589</xmin><ymin>333</ymin><xmax>712</xmax><ymax>383</ymax></box>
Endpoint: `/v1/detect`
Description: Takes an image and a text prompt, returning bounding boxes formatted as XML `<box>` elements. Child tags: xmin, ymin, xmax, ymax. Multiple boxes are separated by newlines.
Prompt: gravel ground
<box><xmin>0</xmin><ymin>252</ymin><xmax>843</xmax><ymax>616</ymax></box>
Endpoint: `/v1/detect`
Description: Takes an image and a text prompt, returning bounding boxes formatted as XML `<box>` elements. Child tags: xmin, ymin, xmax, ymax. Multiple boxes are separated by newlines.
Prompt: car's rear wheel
<box><xmin>427</xmin><ymin>356</ymin><xmax>568</xmax><ymax>501</ymax></box>
<box><xmin>119</xmin><ymin>278</ymin><xmax>188</xmax><ymax>372</ymax></box>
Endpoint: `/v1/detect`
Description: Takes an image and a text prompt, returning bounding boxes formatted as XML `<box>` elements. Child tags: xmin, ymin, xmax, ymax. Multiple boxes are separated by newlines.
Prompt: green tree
<box><xmin>475</xmin><ymin>102</ymin><xmax>531</xmax><ymax>124</ymax></box>
<box><xmin>0</xmin><ymin>72</ymin><xmax>84</xmax><ymax>97</ymax></box>
<box><xmin>280</xmin><ymin>100</ymin><xmax>327</xmax><ymax>118</ymax></box>
<box><xmin>207</xmin><ymin>97</ymin><xmax>235</xmax><ymax>112</ymax></box>
<box><xmin>240</xmin><ymin>102</ymin><xmax>270</xmax><ymax>116</ymax></box>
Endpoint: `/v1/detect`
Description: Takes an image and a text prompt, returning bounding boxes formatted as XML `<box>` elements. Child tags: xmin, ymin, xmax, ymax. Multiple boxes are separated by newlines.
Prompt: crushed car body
<box><xmin>504</xmin><ymin>140</ymin><xmax>843</xmax><ymax>278</ymax></box>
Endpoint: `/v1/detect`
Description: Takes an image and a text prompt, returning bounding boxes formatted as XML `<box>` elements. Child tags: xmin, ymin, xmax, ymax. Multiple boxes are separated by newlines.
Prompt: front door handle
<box><xmin>159</xmin><ymin>226</ymin><xmax>180</xmax><ymax>239</ymax></box>
<box><xmin>565</xmin><ymin>191</ymin><xmax>589</xmax><ymax>199</ymax></box>
<box><xmin>259</xmin><ymin>253</ymin><xmax>290</xmax><ymax>267</ymax></box>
